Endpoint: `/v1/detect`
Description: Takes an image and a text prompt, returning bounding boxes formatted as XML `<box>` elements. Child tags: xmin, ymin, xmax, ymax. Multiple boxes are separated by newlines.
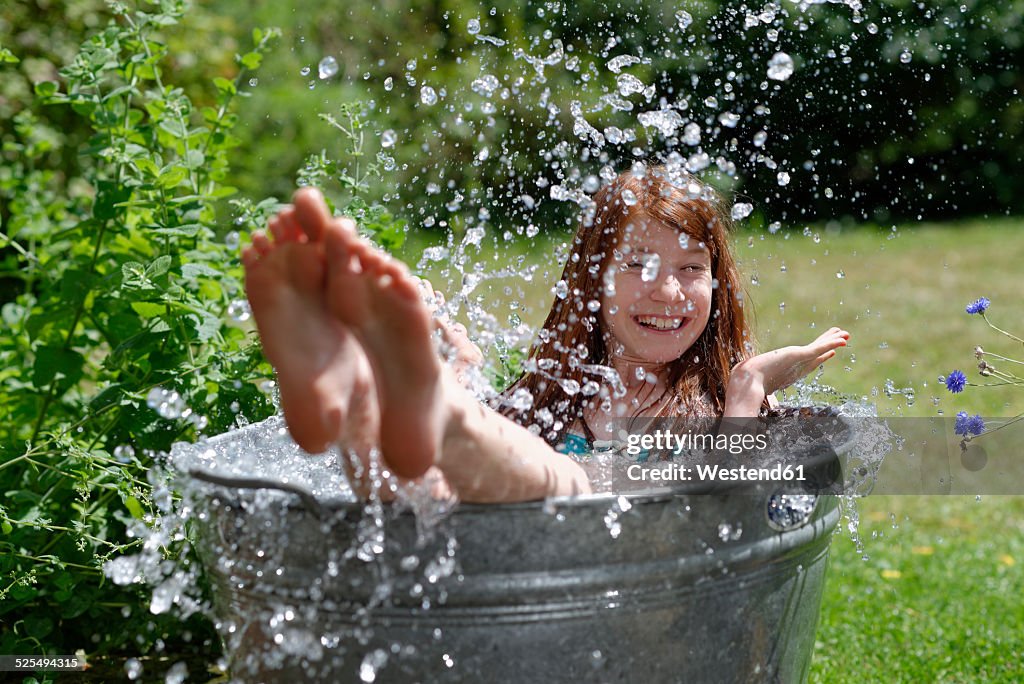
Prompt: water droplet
<box><xmin>777</xmin><ymin>171</ymin><xmax>791</xmax><ymax>186</ymax></box>
<box><xmin>467</xmin><ymin>18</ymin><xmax>481</xmax><ymax>35</ymax></box>
<box><xmin>125</xmin><ymin>658</ymin><xmax>143</xmax><ymax>680</ymax></box>
<box><xmin>607</xmin><ymin>55</ymin><xmax>641</xmax><ymax>73</ymax></box>
<box><xmin>703</xmin><ymin>95</ymin><xmax>718</xmax><ymax>108</ymax></box>
<box><xmin>554</xmin><ymin>280</ymin><xmax>569</xmax><ymax>299</ymax></box>
<box><xmin>300</xmin><ymin>65</ymin><xmax>310</xmax><ymax>76</ymax></box>
<box><xmin>750</xmin><ymin>274</ymin><xmax>759</xmax><ymax>286</ymax></box>
<box><xmin>682</xmin><ymin>122</ymin><xmax>701</xmax><ymax>146</ymax></box>
<box><xmin>164</xmin><ymin>661</ymin><xmax>189</xmax><ymax>684</ymax></box>
<box><xmin>622</xmin><ymin>189</ymin><xmax>638</xmax><ymax>206</ymax></box>
<box><xmin>225</xmin><ymin>231</ymin><xmax>240</xmax><ymax>250</ymax></box>
<box><xmin>767</xmin><ymin>52</ymin><xmax>795</xmax><ymax>81</ymax></box>
<box><xmin>836</xmin><ymin>270</ymin><xmax>846</xmax><ymax>279</ymax></box>
<box><xmin>420</xmin><ymin>86</ymin><xmax>438</xmax><ymax>106</ymax></box>
<box><xmin>359</xmin><ymin>649</ymin><xmax>389</xmax><ymax>682</ymax></box>
<box><xmin>248</xmin><ymin>77</ymin><xmax>258</xmax><ymax>87</ymax></box>
<box><xmin>227</xmin><ymin>299</ymin><xmax>251</xmax><ymax>322</ymax></box>
<box><xmin>318</xmin><ymin>56</ymin><xmax>339</xmax><ymax>80</ymax></box>
<box><xmin>114</xmin><ymin>445</ymin><xmax>135</xmax><ymax>463</ymax></box>
<box><xmin>718</xmin><ymin>522</ymin><xmax>742</xmax><ymax>541</ymax></box>
<box><xmin>675</xmin><ymin>9</ymin><xmax>693</xmax><ymax>29</ymax></box>
<box><xmin>381</xmin><ymin>129</ymin><xmax>397</xmax><ymax>148</ymax></box>
<box><xmin>753</xmin><ymin>130</ymin><xmax>768</xmax><ymax>148</ymax></box>
<box><xmin>471</xmin><ymin>74</ymin><xmax>500</xmax><ymax>96</ymax></box>
<box><xmin>421</xmin><ymin>246</ymin><xmax>449</xmax><ymax>262</ymax></box>
<box><xmin>731</xmin><ymin>202</ymin><xmax>753</xmax><ymax>220</ymax></box>
<box><xmin>383</xmin><ymin>77</ymin><xmax>393</xmax><ymax>91</ymax></box>
<box><xmin>718</xmin><ymin>112</ymin><xmax>740</xmax><ymax>128</ymax></box>
<box><xmin>146</xmin><ymin>387</ymin><xmax>186</xmax><ymax>419</ymax></box>
<box><xmin>558</xmin><ymin>378</ymin><xmax>581</xmax><ymax>396</ymax></box>
<box><xmin>900</xmin><ymin>50</ymin><xmax>912</xmax><ymax>64</ymax></box>
<box><xmin>616</xmin><ymin>73</ymin><xmax>646</xmax><ymax>97</ymax></box>
<box><xmin>640</xmin><ymin>253</ymin><xmax>660</xmax><ymax>282</ymax></box>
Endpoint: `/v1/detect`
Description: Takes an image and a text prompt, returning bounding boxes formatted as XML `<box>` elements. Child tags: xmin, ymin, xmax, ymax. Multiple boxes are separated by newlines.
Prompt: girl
<box><xmin>501</xmin><ymin>165</ymin><xmax>849</xmax><ymax>455</ymax></box>
<box><xmin>241</xmin><ymin>165</ymin><xmax>848</xmax><ymax>503</ymax></box>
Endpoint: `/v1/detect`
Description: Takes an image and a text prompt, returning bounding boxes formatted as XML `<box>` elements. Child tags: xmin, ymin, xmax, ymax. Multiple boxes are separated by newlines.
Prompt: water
<box><xmin>318</xmin><ymin>56</ymin><xmax>339</xmax><ymax>80</ymax></box>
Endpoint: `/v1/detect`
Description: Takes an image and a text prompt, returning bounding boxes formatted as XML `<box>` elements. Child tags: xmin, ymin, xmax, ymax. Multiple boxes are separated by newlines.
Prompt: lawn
<box><xmin>404</xmin><ymin>218</ymin><xmax>1024</xmax><ymax>682</ymax></box>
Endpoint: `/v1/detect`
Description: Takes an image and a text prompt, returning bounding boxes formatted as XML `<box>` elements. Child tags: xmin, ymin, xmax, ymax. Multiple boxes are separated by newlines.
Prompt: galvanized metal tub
<box><xmin>188</xmin><ymin>438</ymin><xmax>841</xmax><ymax>684</ymax></box>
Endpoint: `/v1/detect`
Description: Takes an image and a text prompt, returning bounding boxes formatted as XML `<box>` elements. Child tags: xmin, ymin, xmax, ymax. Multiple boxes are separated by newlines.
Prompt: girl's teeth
<box><xmin>637</xmin><ymin>317</ymin><xmax>682</xmax><ymax>330</ymax></box>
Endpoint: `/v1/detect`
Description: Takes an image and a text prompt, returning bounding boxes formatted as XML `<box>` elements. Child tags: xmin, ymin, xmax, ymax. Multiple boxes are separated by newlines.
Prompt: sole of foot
<box><xmin>322</xmin><ymin>219</ymin><xmax>445</xmax><ymax>480</ymax></box>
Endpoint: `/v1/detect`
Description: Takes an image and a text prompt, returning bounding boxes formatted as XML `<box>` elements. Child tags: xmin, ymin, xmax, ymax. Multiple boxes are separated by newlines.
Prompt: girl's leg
<box><xmin>316</xmin><ymin>202</ymin><xmax>591</xmax><ymax>502</ymax></box>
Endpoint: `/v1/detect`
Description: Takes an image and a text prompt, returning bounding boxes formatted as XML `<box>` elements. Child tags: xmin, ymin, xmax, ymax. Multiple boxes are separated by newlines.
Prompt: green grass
<box><xmin>403</xmin><ymin>218</ymin><xmax>1024</xmax><ymax>682</ymax></box>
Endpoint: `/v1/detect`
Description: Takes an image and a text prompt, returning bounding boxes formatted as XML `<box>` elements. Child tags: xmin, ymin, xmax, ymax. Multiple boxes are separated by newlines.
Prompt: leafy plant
<box><xmin>0</xmin><ymin>0</ymin><xmax>282</xmax><ymax>659</ymax></box>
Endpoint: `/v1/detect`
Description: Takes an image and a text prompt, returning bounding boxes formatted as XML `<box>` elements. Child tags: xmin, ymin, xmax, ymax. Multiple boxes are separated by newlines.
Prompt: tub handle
<box><xmin>188</xmin><ymin>468</ymin><xmax>328</xmax><ymax>519</ymax></box>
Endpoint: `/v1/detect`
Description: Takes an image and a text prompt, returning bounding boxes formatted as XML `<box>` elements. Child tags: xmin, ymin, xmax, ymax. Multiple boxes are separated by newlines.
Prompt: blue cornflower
<box><xmin>944</xmin><ymin>369</ymin><xmax>967</xmax><ymax>393</ymax></box>
<box><xmin>965</xmin><ymin>297</ymin><xmax>990</xmax><ymax>315</ymax></box>
<box><xmin>954</xmin><ymin>411</ymin><xmax>985</xmax><ymax>436</ymax></box>
<box><xmin>967</xmin><ymin>415</ymin><xmax>986</xmax><ymax>436</ymax></box>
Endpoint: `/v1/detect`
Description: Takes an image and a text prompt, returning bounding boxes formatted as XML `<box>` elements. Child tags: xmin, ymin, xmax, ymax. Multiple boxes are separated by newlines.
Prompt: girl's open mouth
<box><xmin>633</xmin><ymin>315</ymin><xmax>686</xmax><ymax>332</ymax></box>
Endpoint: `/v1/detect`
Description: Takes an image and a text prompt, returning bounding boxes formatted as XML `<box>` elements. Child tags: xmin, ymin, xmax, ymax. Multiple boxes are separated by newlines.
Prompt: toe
<box><xmin>241</xmin><ymin>245</ymin><xmax>260</xmax><ymax>267</ymax></box>
<box><xmin>294</xmin><ymin>187</ymin><xmax>332</xmax><ymax>242</ymax></box>
<box><xmin>268</xmin><ymin>216</ymin><xmax>285</xmax><ymax>242</ymax></box>
<box><xmin>252</xmin><ymin>231</ymin><xmax>272</xmax><ymax>256</ymax></box>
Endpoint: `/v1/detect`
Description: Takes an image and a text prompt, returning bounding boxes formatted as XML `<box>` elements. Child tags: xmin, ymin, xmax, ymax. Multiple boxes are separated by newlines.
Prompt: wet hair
<box><xmin>499</xmin><ymin>164</ymin><xmax>756</xmax><ymax>447</ymax></box>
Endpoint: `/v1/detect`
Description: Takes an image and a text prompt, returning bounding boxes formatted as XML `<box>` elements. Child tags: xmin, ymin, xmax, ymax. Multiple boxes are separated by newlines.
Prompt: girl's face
<box><xmin>600</xmin><ymin>215</ymin><xmax>713</xmax><ymax>364</ymax></box>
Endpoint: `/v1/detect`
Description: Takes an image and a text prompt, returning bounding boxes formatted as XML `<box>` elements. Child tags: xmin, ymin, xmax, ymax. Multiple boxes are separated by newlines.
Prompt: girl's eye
<box><xmin>682</xmin><ymin>264</ymin><xmax>706</xmax><ymax>272</ymax></box>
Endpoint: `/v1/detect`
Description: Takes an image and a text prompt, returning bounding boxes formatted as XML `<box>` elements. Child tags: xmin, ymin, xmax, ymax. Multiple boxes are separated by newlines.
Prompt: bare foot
<box><xmin>321</xmin><ymin>219</ymin><xmax>447</xmax><ymax>480</ymax></box>
<box><xmin>242</xmin><ymin>204</ymin><xmax>374</xmax><ymax>454</ymax></box>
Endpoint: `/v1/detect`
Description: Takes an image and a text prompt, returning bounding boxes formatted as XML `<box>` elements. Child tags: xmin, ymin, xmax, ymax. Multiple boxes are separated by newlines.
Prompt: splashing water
<box><xmin>318</xmin><ymin>56</ymin><xmax>339</xmax><ymax>80</ymax></box>
<box><xmin>767</xmin><ymin>52</ymin><xmax>795</xmax><ymax>81</ymax></box>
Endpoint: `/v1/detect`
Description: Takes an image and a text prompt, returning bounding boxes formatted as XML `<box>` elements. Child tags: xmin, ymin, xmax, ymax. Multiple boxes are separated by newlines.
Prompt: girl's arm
<box><xmin>724</xmin><ymin>327</ymin><xmax>849</xmax><ymax>418</ymax></box>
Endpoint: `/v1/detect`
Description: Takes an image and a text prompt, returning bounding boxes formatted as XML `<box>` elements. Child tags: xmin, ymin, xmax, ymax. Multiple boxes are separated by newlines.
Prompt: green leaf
<box><xmin>31</xmin><ymin>346</ymin><xmax>85</xmax><ymax>391</ymax></box>
<box><xmin>155</xmin><ymin>166</ymin><xmax>188</xmax><ymax>189</ymax></box>
<box><xmin>93</xmin><ymin>181</ymin><xmax>132</xmax><ymax>221</ymax></box>
<box><xmin>187</xmin><ymin>310</ymin><xmax>221</xmax><ymax>342</ymax></box>
<box><xmin>239</xmin><ymin>51</ymin><xmax>262</xmax><ymax>70</ymax></box>
<box><xmin>130</xmin><ymin>302</ymin><xmax>164</xmax><ymax>318</ymax></box>
<box><xmin>0</xmin><ymin>46</ymin><xmax>20</xmax><ymax>64</ymax></box>
<box><xmin>88</xmin><ymin>383</ymin><xmax>125</xmax><ymax>412</ymax></box>
<box><xmin>184</xmin><ymin>149</ymin><xmax>205</xmax><ymax>169</ymax></box>
<box><xmin>152</xmin><ymin>224</ymin><xmax>202</xmax><ymax>238</ymax></box>
<box><xmin>147</xmin><ymin>255</ymin><xmax>173</xmax><ymax>279</ymax></box>
<box><xmin>34</xmin><ymin>81</ymin><xmax>58</xmax><ymax>98</ymax></box>
<box><xmin>158</xmin><ymin>118</ymin><xmax>188</xmax><ymax>139</ymax></box>
<box><xmin>124</xmin><ymin>496</ymin><xmax>145</xmax><ymax>520</ymax></box>
<box><xmin>213</xmin><ymin>77</ymin><xmax>236</xmax><ymax>96</ymax></box>
<box><xmin>182</xmin><ymin>263</ymin><xmax>221</xmax><ymax>280</ymax></box>
<box><xmin>121</xmin><ymin>262</ymin><xmax>154</xmax><ymax>290</ymax></box>
<box><xmin>210</xmin><ymin>185</ymin><xmax>239</xmax><ymax>199</ymax></box>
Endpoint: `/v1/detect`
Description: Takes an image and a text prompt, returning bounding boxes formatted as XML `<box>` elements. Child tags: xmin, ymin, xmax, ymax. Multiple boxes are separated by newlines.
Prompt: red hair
<box><xmin>500</xmin><ymin>165</ymin><xmax>756</xmax><ymax>446</ymax></box>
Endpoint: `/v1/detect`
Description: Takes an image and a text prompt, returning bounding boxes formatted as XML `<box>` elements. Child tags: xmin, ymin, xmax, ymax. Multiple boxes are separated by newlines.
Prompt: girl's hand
<box><xmin>417</xmin><ymin>278</ymin><xmax>485</xmax><ymax>378</ymax></box>
<box><xmin>725</xmin><ymin>327</ymin><xmax>849</xmax><ymax>417</ymax></box>
<box><xmin>740</xmin><ymin>327</ymin><xmax>850</xmax><ymax>395</ymax></box>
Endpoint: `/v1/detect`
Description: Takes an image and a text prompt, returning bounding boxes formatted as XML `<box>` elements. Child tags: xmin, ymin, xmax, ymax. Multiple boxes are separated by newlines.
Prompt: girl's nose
<box><xmin>651</xmin><ymin>275</ymin><xmax>685</xmax><ymax>302</ymax></box>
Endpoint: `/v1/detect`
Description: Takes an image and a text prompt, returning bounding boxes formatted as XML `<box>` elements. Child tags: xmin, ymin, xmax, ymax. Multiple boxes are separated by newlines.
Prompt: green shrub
<box><xmin>0</xmin><ymin>0</ymin><xmax>282</xmax><ymax>658</ymax></box>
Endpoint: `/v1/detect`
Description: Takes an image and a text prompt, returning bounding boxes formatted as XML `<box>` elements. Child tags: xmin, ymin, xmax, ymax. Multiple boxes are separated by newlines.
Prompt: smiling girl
<box><xmin>242</xmin><ymin>165</ymin><xmax>848</xmax><ymax>502</ymax></box>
